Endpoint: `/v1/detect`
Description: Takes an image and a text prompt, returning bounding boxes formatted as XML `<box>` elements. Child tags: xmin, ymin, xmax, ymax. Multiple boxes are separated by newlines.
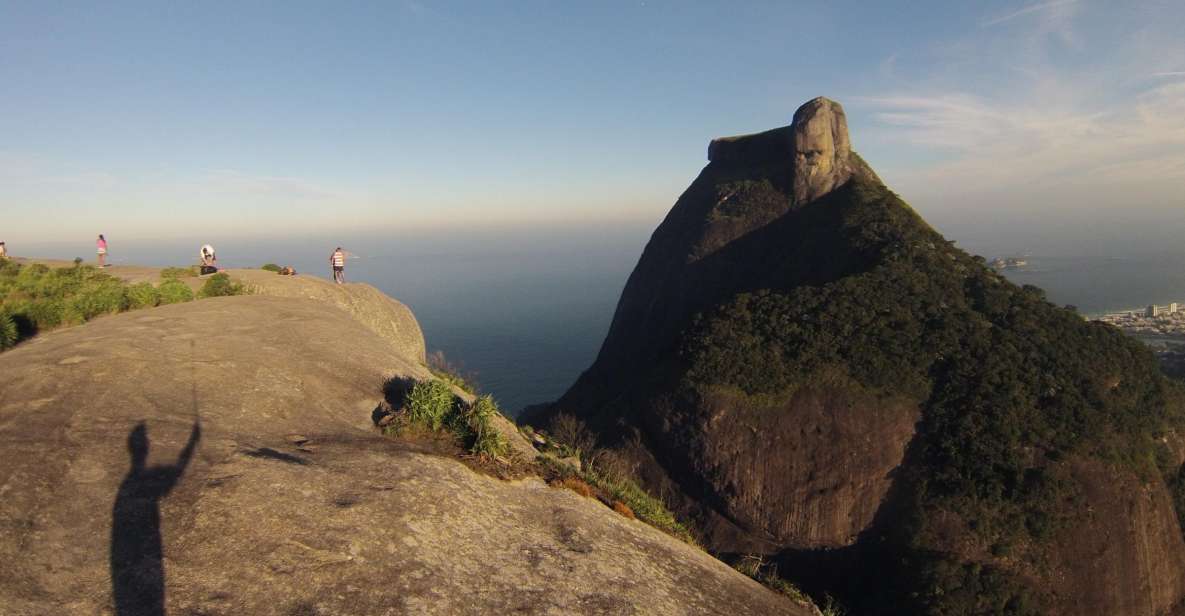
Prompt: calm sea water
<box><xmin>16</xmin><ymin>219</ymin><xmax>1185</xmax><ymax>415</ymax></box>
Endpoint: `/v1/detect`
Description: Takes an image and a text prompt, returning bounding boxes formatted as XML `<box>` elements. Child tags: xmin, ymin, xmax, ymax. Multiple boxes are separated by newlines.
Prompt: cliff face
<box><xmin>542</xmin><ymin>97</ymin><xmax>1185</xmax><ymax>614</ymax></box>
<box><xmin>0</xmin><ymin>289</ymin><xmax>810</xmax><ymax>614</ymax></box>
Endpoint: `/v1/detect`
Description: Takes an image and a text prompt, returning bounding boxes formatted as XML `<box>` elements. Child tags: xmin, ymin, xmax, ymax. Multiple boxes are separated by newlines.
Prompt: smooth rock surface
<box><xmin>791</xmin><ymin>97</ymin><xmax>853</xmax><ymax>204</ymax></box>
<box><xmin>0</xmin><ymin>296</ymin><xmax>810</xmax><ymax>615</ymax></box>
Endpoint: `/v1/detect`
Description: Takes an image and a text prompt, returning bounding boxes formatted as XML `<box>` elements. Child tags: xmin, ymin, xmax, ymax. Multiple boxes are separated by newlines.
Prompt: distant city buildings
<box><xmin>1098</xmin><ymin>301</ymin><xmax>1185</xmax><ymax>338</ymax></box>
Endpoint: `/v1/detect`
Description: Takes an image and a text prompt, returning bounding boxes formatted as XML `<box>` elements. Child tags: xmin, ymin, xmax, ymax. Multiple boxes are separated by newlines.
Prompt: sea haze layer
<box><xmin>15</xmin><ymin>219</ymin><xmax>1185</xmax><ymax>416</ymax></box>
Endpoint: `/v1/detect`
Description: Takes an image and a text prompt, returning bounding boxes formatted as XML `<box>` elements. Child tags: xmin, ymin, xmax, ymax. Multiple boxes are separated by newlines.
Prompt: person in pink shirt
<box><xmin>97</xmin><ymin>234</ymin><xmax>108</xmax><ymax>267</ymax></box>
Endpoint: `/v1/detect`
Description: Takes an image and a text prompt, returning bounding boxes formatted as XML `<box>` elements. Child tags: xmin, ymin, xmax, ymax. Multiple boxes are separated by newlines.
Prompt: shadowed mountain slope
<box><xmin>531</xmin><ymin>97</ymin><xmax>1185</xmax><ymax>615</ymax></box>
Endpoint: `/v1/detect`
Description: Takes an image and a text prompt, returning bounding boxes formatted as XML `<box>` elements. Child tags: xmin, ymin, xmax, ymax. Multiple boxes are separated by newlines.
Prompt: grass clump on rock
<box><xmin>260</xmin><ymin>263</ymin><xmax>283</xmax><ymax>273</ymax></box>
<box><xmin>406</xmin><ymin>379</ymin><xmax>454</xmax><ymax>431</ymax></box>
<box><xmin>388</xmin><ymin>378</ymin><xmax>510</xmax><ymax>459</ymax></box>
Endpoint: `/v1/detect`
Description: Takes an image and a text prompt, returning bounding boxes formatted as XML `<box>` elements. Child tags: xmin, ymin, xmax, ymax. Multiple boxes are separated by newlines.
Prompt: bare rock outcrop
<box><xmin>790</xmin><ymin>97</ymin><xmax>853</xmax><ymax>204</ymax></box>
<box><xmin>705</xmin><ymin>96</ymin><xmax>854</xmax><ymax>205</ymax></box>
<box><xmin>0</xmin><ymin>295</ymin><xmax>810</xmax><ymax>615</ymax></box>
<box><xmin>230</xmin><ymin>268</ymin><xmax>427</xmax><ymax>363</ymax></box>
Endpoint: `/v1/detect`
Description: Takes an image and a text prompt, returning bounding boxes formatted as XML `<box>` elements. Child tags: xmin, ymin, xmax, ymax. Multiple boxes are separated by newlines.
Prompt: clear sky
<box><xmin>2</xmin><ymin>1</ymin><xmax>1183</xmax><ymax>244</ymax></box>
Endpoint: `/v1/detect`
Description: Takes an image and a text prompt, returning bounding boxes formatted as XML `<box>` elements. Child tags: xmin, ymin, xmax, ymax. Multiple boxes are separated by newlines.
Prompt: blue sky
<box><xmin>2</xmin><ymin>1</ymin><xmax>1183</xmax><ymax>243</ymax></box>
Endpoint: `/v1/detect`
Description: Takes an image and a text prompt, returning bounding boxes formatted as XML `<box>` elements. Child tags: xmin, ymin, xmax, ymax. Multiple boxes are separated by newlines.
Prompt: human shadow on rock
<box><xmin>110</xmin><ymin>421</ymin><xmax>200</xmax><ymax>616</ymax></box>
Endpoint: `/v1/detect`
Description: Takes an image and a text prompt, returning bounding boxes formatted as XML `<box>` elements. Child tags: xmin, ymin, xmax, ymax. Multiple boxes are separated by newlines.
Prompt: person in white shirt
<box><xmin>329</xmin><ymin>247</ymin><xmax>346</xmax><ymax>284</ymax></box>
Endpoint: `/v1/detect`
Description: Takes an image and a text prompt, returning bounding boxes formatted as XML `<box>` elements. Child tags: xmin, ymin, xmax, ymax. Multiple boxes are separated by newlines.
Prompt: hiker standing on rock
<box><xmin>330</xmin><ymin>247</ymin><xmax>346</xmax><ymax>284</ymax></box>
<box><xmin>96</xmin><ymin>234</ymin><xmax>108</xmax><ymax>267</ymax></box>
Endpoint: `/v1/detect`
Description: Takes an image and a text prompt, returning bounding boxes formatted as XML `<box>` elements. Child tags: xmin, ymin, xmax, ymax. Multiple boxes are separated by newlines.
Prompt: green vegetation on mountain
<box><xmin>680</xmin><ymin>177</ymin><xmax>1185</xmax><ymax>613</ymax></box>
<box><xmin>0</xmin><ymin>260</ymin><xmax>245</xmax><ymax>351</ymax></box>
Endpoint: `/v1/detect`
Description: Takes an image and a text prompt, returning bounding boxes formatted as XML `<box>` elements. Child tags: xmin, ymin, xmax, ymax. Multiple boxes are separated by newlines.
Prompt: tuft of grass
<box><xmin>160</xmin><ymin>266</ymin><xmax>197</xmax><ymax>279</ymax></box>
<box><xmin>406</xmin><ymin>379</ymin><xmax>455</xmax><ymax>431</ymax></box>
<box><xmin>260</xmin><ymin>263</ymin><xmax>283</xmax><ymax>273</ymax></box>
<box><xmin>157</xmin><ymin>279</ymin><xmax>195</xmax><ymax>304</ymax></box>
<box><xmin>199</xmin><ymin>273</ymin><xmax>245</xmax><ymax>298</ymax></box>
<box><xmin>458</xmin><ymin>395</ymin><xmax>509</xmax><ymax>458</ymax></box>
<box><xmin>612</xmin><ymin>501</ymin><xmax>636</xmax><ymax>519</ymax></box>
<box><xmin>388</xmin><ymin>379</ymin><xmax>511</xmax><ymax>459</ymax></box>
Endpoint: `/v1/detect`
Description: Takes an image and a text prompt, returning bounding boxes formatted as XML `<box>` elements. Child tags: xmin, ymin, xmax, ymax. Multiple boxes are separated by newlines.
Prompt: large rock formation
<box><xmin>231</xmin><ymin>268</ymin><xmax>427</xmax><ymax>363</ymax></box>
<box><xmin>533</xmin><ymin>97</ymin><xmax>1185</xmax><ymax>614</ymax></box>
<box><xmin>0</xmin><ymin>293</ymin><xmax>811</xmax><ymax>615</ymax></box>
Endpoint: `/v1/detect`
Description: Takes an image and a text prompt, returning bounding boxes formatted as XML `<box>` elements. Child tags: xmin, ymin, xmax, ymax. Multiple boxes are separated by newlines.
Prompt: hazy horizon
<box><xmin>3</xmin><ymin>1</ymin><xmax>1183</xmax><ymax>245</ymax></box>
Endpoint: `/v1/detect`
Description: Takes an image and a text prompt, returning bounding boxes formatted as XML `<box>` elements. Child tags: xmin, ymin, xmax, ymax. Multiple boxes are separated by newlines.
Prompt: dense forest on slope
<box><xmin>679</xmin><ymin>177</ymin><xmax>1185</xmax><ymax>612</ymax></box>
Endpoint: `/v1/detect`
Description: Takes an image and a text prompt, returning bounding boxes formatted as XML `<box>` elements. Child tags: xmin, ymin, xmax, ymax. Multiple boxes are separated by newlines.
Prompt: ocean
<box><xmin>15</xmin><ymin>219</ymin><xmax>1185</xmax><ymax>416</ymax></box>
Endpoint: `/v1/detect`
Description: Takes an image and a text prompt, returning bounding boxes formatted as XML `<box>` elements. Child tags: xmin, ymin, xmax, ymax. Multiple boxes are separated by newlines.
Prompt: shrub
<box><xmin>64</xmin><ymin>278</ymin><xmax>128</xmax><ymax>322</ymax></box>
<box><xmin>160</xmin><ymin>266</ymin><xmax>197</xmax><ymax>279</ymax></box>
<box><xmin>0</xmin><ymin>312</ymin><xmax>17</xmax><ymax>350</ymax></box>
<box><xmin>125</xmin><ymin>282</ymin><xmax>161</xmax><ymax>309</ymax></box>
<box><xmin>157</xmin><ymin>280</ymin><xmax>195</xmax><ymax>305</ymax></box>
<box><xmin>260</xmin><ymin>263</ymin><xmax>282</xmax><ymax>273</ymax></box>
<box><xmin>23</xmin><ymin>298</ymin><xmax>66</xmax><ymax>329</ymax></box>
<box><xmin>199</xmin><ymin>273</ymin><xmax>245</xmax><ymax>298</ymax></box>
<box><xmin>406</xmin><ymin>379</ymin><xmax>455</xmax><ymax>431</ymax></box>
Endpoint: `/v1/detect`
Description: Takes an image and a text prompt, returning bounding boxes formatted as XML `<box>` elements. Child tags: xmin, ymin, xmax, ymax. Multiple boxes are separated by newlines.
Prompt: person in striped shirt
<box><xmin>330</xmin><ymin>247</ymin><xmax>346</xmax><ymax>284</ymax></box>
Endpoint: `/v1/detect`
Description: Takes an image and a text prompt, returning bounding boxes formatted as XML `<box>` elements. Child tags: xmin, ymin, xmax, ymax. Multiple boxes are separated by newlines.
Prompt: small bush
<box><xmin>64</xmin><ymin>278</ymin><xmax>128</xmax><ymax>322</ymax></box>
<box><xmin>406</xmin><ymin>379</ymin><xmax>455</xmax><ymax>431</ymax></box>
<box><xmin>0</xmin><ymin>312</ymin><xmax>17</xmax><ymax>350</ymax></box>
<box><xmin>125</xmin><ymin>282</ymin><xmax>161</xmax><ymax>309</ymax></box>
<box><xmin>157</xmin><ymin>280</ymin><xmax>195</xmax><ymax>304</ymax></box>
<box><xmin>24</xmin><ymin>298</ymin><xmax>66</xmax><ymax>329</ymax></box>
<box><xmin>199</xmin><ymin>273</ymin><xmax>245</xmax><ymax>298</ymax></box>
<box><xmin>260</xmin><ymin>263</ymin><xmax>282</xmax><ymax>273</ymax></box>
<box><xmin>160</xmin><ymin>266</ymin><xmax>197</xmax><ymax>279</ymax></box>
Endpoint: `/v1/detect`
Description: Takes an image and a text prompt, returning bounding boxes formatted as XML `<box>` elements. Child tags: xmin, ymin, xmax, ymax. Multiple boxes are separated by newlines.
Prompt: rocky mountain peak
<box><xmin>791</xmin><ymin>96</ymin><xmax>852</xmax><ymax>204</ymax></box>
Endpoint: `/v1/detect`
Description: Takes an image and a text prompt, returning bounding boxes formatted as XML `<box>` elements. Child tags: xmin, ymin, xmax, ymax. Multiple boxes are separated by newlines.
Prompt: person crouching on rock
<box><xmin>330</xmin><ymin>247</ymin><xmax>346</xmax><ymax>284</ymax></box>
<box><xmin>199</xmin><ymin>244</ymin><xmax>218</xmax><ymax>275</ymax></box>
